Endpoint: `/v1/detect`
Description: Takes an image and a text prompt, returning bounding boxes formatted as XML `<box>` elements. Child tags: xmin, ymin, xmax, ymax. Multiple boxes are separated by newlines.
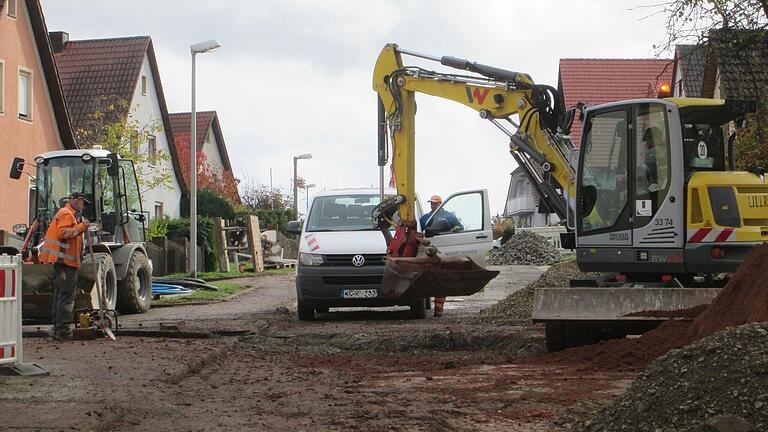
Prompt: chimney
<box><xmin>49</xmin><ymin>31</ymin><xmax>69</xmax><ymax>53</ymax></box>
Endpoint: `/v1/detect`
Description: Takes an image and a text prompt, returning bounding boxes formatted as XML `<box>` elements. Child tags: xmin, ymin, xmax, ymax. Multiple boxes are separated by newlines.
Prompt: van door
<box><xmin>425</xmin><ymin>189</ymin><xmax>493</xmax><ymax>265</ymax></box>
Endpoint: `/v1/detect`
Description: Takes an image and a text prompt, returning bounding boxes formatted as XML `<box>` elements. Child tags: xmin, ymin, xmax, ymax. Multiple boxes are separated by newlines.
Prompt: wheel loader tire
<box><xmin>83</xmin><ymin>253</ymin><xmax>118</xmax><ymax>311</ymax></box>
<box><xmin>409</xmin><ymin>298</ymin><xmax>427</xmax><ymax>319</ymax></box>
<box><xmin>117</xmin><ymin>251</ymin><xmax>152</xmax><ymax>314</ymax></box>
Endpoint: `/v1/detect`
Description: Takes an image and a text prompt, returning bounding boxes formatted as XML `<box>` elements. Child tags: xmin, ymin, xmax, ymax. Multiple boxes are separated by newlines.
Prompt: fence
<box><xmin>517</xmin><ymin>226</ymin><xmax>568</xmax><ymax>250</ymax></box>
<box><xmin>0</xmin><ymin>255</ymin><xmax>22</xmax><ymax>367</ymax></box>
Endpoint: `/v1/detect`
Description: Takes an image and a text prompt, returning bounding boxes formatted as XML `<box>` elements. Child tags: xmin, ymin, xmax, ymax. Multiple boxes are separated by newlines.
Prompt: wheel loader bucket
<box><xmin>532</xmin><ymin>287</ymin><xmax>721</xmax><ymax>321</ymax></box>
<box><xmin>381</xmin><ymin>256</ymin><xmax>499</xmax><ymax>299</ymax></box>
<box><xmin>21</xmin><ymin>263</ymin><xmax>97</xmax><ymax>320</ymax></box>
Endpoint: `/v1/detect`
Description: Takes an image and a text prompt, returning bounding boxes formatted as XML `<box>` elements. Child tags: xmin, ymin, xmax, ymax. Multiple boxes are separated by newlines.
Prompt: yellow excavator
<box><xmin>371</xmin><ymin>43</ymin><xmax>768</xmax><ymax>350</ymax></box>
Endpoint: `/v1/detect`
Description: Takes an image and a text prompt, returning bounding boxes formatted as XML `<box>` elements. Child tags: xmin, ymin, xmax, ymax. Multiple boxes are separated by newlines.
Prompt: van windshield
<box><xmin>306</xmin><ymin>194</ymin><xmax>386</xmax><ymax>232</ymax></box>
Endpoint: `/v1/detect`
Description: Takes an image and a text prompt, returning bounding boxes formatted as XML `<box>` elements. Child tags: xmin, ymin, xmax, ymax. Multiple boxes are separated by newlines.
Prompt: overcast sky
<box><xmin>41</xmin><ymin>0</ymin><xmax>671</xmax><ymax>216</ymax></box>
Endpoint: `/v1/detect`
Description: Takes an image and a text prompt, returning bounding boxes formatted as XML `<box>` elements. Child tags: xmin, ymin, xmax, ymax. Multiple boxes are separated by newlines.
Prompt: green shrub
<box><xmin>501</xmin><ymin>226</ymin><xmax>516</xmax><ymax>245</ymax></box>
<box><xmin>181</xmin><ymin>189</ymin><xmax>236</xmax><ymax>220</ymax></box>
<box><xmin>165</xmin><ymin>217</ymin><xmax>218</xmax><ymax>272</ymax></box>
<box><xmin>147</xmin><ymin>217</ymin><xmax>168</xmax><ymax>239</ymax></box>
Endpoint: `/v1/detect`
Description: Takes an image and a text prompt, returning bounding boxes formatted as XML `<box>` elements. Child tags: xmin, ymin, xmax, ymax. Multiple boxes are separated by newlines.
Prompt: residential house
<box><xmin>701</xmin><ymin>30</ymin><xmax>768</xmax><ymax>100</ymax></box>
<box><xmin>51</xmin><ymin>33</ymin><xmax>187</xmax><ymax>220</ymax></box>
<box><xmin>168</xmin><ymin>110</ymin><xmax>239</xmax><ymax>204</ymax></box>
<box><xmin>502</xmin><ymin>58</ymin><xmax>674</xmax><ymax>228</ymax></box>
<box><xmin>670</xmin><ymin>45</ymin><xmax>707</xmax><ymax>97</ymax></box>
<box><xmin>503</xmin><ymin>166</ymin><xmax>558</xmax><ymax>227</ymax></box>
<box><xmin>0</xmin><ymin>0</ymin><xmax>76</xmax><ymax>231</ymax></box>
<box><xmin>558</xmin><ymin>58</ymin><xmax>674</xmax><ymax>144</ymax></box>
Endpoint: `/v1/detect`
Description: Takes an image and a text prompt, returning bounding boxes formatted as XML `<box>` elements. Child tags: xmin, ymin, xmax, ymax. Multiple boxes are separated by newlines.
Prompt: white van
<box><xmin>286</xmin><ymin>187</ymin><xmax>493</xmax><ymax>320</ymax></box>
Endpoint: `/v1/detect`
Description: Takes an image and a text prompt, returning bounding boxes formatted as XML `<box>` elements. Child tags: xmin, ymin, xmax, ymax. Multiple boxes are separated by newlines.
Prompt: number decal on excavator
<box><xmin>654</xmin><ymin>218</ymin><xmax>673</xmax><ymax>226</ymax></box>
<box><xmin>465</xmin><ymin>87</ymin><xmax>490</xmax><ymax>105</ymax></box>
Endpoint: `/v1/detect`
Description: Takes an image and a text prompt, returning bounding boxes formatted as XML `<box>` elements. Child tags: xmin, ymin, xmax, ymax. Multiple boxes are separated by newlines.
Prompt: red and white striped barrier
<box><xmin>0</xmin><ymin>255</ymin><xmax>23</xmax><ymax>366</ymax></box>
<box><xmin>687</xmin><ymin>228</ymin><xmax>736</xmax><ymax>243</ymax></box>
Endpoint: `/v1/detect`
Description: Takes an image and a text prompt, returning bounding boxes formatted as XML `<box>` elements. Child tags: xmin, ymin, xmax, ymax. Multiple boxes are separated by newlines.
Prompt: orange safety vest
<box><xmin>38</xmin><ymin>203</ymin><xmax>88</xmax><ymax>268</ymax></box>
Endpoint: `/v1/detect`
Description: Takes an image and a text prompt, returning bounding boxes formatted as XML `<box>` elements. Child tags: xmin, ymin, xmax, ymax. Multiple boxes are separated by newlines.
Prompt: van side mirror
<box><xmin>286</xmin><ymin>221</ymin><xmax>302</xmax><ymax>235</ymax></box>
<box><xmin>579</xmin><ymin>185</ymin><xmax>597</xmax><ymax>217</ymax></box>
<box><xmin>9</xmin><ymin>157</ymin><xmax>25</xmax><ymax>180</ymax></box>
<box><xmin>107</xmin><ymin>153</ymin><xmax>119</xmax><ymax>176</ymax></box>
<box><xmin>424</xmin><ymin>218</ymin><xmax>450</xmax><ymax>237</ymax></box>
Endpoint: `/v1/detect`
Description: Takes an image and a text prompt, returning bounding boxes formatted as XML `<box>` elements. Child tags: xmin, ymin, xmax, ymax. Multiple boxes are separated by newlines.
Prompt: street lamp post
<box><xmin>292</xmin><ymin>153</ymin><xmax>312</xmax><ymax>220</ymax></box>
<box><xmin>305</xmin><ymin>183</ymin><xmax>316</xmax><ymax>214</ymax></box>
<box><xmin>189</xmin><ymin>39</ymin><xmax>220</xmax><ymax>278</ymax></box>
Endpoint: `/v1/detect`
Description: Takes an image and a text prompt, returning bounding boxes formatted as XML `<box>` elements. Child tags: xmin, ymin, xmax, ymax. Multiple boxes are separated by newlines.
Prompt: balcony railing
<box><xmin>505</xmin><ymin>195</ymin><xmax>535</xmax><ymax>215</ymax></box>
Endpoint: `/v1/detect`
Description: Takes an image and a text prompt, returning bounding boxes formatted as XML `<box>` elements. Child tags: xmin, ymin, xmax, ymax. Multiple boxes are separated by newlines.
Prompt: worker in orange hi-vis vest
<box><xmin>39</xmin><ymin>192</ymin><xmax>91</xmax><ymax>340</ymax></box>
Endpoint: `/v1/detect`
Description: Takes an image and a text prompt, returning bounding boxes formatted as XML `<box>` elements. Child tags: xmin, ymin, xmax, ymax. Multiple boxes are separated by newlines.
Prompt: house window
<box><xmin>154</xmin><ymin>202</ymin><xmax>163</xmax><ymax>220</ymax></box>
<box><xmin>18</xmin><ymin>68</ymin><xmax>32</xmax><ymax>120</ymax></box>
<box><xmin>0</xmin><ymin>60</ymin><xmax>5</xmax><ymax>113</ymax></box>
<box><xmin>147</xmin><ymin>135</ymin><xmax>157</xmax><ymax>165</ymax></box>
<box><xmin>141</xmin><ymin>75</ymin><xmax>147</xmax><ymax>95</ymax></box>
<box><xmin>8</xmin><ymin>0</ymin><xmax>17</xmax><ymax>18</ymax></box>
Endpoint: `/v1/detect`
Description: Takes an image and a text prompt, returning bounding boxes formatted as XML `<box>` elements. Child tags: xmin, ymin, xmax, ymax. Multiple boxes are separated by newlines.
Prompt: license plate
<box><xmin>342</xmin><ymin>289</ymin><xmax>378</xmax><ymax>299</ymax></box>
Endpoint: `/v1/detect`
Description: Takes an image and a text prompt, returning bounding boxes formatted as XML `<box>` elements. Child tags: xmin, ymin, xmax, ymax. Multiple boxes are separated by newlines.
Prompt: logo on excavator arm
<box><xmin>465</xmin><ymin>87</ymin><xmax>490</xmax><ymax>105</ymax></box>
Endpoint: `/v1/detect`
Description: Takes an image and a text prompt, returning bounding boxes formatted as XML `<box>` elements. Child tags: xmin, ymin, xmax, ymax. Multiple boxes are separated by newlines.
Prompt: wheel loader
<box><xmin>4</xmin><ymin>147</ymin><xmax>153</xmax><ymax>321</ymax></box>
<box><xmin>370</xmin><ymin>43</ymin><xmax>768</xmax><ymax>350</ymax></box>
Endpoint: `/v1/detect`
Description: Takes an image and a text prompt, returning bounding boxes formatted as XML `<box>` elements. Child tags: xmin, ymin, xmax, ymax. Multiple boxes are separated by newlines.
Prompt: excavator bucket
<box><xmin>381</xmin><ymin>256</ymin><xmax>499</xmax><ymax>299</ymax></box>
<box><xmin>21</xmin><ymin>263</ymin><xmax>97</xmax><ymax>320</ymax></box>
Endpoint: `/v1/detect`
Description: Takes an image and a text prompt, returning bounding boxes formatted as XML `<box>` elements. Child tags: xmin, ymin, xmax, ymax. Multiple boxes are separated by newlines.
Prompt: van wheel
<box><xmin>409</xmin><ymin>298</ymin><xmax>426</xmax><ymax>319</ymax></box>
<box><xmin>298</xmin><ymin>300</ymin><xmax>315</xmax><ymax>321</ymax></box>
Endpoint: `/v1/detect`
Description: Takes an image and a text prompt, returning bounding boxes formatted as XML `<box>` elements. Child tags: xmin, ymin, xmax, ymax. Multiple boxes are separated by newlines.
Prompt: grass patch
<box><xmin>154</xmin><ymin>281</ymin><xmax>249</xmax><ymax>304</ymax></box>
<box><xmin>162</xmin><ymin>266</ymin><xmax>294</xmax><ymax>281</ymax></box>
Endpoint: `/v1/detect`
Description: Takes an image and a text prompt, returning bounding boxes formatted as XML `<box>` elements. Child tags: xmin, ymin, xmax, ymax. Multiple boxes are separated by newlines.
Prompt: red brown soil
<box><xmin>536</xmin><ymin>243</ymin><xmax>768</xmax><ymax>372</ymax></box>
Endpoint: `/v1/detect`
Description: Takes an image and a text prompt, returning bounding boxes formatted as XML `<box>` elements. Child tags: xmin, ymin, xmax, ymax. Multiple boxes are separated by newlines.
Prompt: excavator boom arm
<box><xmin>372</xmin><ymin>43</ymin><xmax>576</xmax><ymax>227</ymax></box>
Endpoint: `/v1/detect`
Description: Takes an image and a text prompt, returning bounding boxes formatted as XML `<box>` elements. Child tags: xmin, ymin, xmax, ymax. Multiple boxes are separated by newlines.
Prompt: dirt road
<box><xmin>2</xmin><ymin>265</ymin><xmax>634</xmax><ymax>431</ymax></box>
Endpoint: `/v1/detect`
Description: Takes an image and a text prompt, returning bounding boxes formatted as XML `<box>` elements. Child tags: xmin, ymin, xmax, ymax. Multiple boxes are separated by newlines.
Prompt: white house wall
<box><xmin>127</xmin><ymin>53</ymin><xmax>182</xmax><ymax>220</ymax></box>
<box><xmin>202</xmin><ymin>127</ymin><xmax>225</xmax><ymax>172</ymax></box>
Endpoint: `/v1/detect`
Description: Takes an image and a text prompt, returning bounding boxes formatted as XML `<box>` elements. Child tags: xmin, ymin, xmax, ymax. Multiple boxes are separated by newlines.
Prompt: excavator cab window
<box><xmin>578</xmin><ymin>109</ymin><xmax>630</xmax><ymax>234</ymax></box>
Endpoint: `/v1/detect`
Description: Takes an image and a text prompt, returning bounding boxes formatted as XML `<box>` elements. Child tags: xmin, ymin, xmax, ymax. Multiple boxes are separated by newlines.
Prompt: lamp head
<box><xmin>295</xmin><ymin>153</ymin><xmax>313</xmax><ymax>160</ymax></box>
<box><xmin>191</xmin><ymin>40</ymin><xmax>221</xmax><ymax>54</ymax></box>
<box><xmin>306</xmin><ymin>183</ymin><xmax>316</xmax><ymax>188</ymax></box>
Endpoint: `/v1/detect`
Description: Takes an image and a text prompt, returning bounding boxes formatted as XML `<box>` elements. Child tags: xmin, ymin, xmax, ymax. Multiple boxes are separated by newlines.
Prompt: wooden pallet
<box><xmin>264</xmin><ymin>260</ymin><xmax>297</xmax><ymax>270</ymax></box>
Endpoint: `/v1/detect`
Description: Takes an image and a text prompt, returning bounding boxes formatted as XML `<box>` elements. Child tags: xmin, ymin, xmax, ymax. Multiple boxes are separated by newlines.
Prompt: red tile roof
<box><xmin>54</xmin><ymin>36</ymin><xmax>149</xmax><ymax>132</ymax></box>
<box><xmin>558</xmin><ymin>58</ymin><xmax>674</xmax><ymax>143</ymax></box>
<box><xmin>168</xmin><ymin>111</ymin><xmax>233</xmax><ymax>172</ymax></box>
<box><xmin>52</xmin><ymin>36</ymin><xmax>188</xmax><ymax>195</ymax></box>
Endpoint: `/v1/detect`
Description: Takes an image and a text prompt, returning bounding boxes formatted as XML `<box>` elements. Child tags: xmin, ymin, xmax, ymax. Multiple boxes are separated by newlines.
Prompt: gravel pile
<box><xmin>476</xmin><ymin>260</ymin><xmax>600</xmax><ymax>323</ymax></box>
<box><xmin>487</xmin><ymin>231</ymin><xmax>560</xmax><ymax>265</ymax></box>
<box><xmin>579</xmin><ymin>322</ymin><xmax>768</xmax><ymax>432</ymax></box>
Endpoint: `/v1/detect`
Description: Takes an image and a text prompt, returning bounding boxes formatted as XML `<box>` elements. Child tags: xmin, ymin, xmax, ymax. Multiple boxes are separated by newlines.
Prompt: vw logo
<box><xmin>351</xmin><ymin>255</ymin><xmax>365</xmax><ymax>267</ymax></box>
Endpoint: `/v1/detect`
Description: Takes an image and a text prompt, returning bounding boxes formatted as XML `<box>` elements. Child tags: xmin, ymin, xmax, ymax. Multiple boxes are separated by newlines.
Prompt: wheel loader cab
<box><xmin>576</xmin><ymin>98</ymin><xmax>767</xmax><ymax>275</ymax></box>
<box><xmin>9</xmin><ymin>148</ymin><xmax>153</xmax><ymax>319</ymax></box>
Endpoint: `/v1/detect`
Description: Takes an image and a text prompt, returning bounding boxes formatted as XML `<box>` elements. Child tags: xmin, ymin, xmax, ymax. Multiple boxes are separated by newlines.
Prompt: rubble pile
<box><xmin>487</xmin><ymin>231</ymin><xmax>560</xmax><ymax>266</ymax></box>
<box><xmin>580</xmin><ymin>322</ymin><xmax>768</xmax><ymax>432</ymax></box>
<box><xmin>476</xmin><ymin>260</ymin><xmax>599</xmax><ymax>323</ymax></box>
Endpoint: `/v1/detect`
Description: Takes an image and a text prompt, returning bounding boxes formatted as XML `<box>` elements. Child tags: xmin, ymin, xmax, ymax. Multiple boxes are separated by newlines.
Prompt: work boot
<box><xmin>433</xmin><ymin>297</ymin><xmax>445</xmax><ymax>317</ymax></box>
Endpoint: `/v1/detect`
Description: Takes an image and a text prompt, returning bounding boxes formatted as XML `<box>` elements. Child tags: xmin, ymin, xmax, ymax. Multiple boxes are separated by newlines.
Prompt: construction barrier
<box><xmin>0</xmin><ymin>255</ymin><xmax>22</xmax><ymax>367</ymax></box>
